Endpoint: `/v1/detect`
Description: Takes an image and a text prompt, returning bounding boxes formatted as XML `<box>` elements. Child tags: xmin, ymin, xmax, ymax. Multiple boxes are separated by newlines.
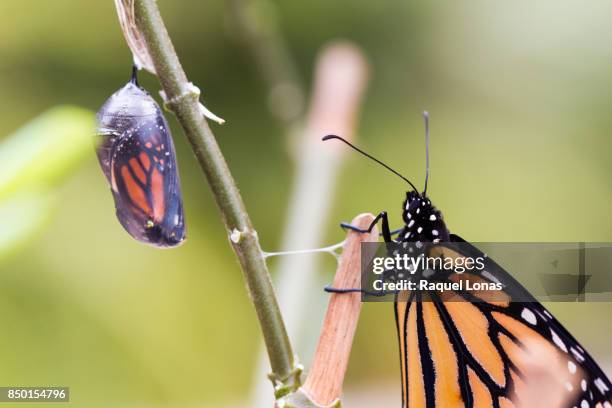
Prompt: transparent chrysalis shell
<box><xmin>95</xmin><ymin>68</ymin><xmax>185</xmax><ymax>247</ymax></box>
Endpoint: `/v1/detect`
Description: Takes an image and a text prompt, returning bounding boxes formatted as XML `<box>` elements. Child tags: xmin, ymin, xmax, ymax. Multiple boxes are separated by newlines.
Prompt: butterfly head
<box><xmin>401</xmin><ymin>191</ymin><xmax>449</xmax><ymax>242</ymax></box>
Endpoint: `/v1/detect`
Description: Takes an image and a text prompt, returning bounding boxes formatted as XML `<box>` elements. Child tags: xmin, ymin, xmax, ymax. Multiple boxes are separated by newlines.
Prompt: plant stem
<box><xmin>132</xmin><ymin>0</ymin><xmax>296</xmax><ymax>388</ymax></box>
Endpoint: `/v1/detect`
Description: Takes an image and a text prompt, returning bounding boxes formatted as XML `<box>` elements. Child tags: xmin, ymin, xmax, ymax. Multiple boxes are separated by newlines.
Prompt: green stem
<box><xmin>132</xmin><ymin>0</ymin><xmax>297</xmax><ymax>388</ymax></box>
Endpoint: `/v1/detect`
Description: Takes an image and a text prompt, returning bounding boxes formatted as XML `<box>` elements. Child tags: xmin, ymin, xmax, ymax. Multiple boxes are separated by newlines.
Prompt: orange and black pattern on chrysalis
<box><xmin>95</xmin><ymin>68</ymin><xmax>185</xmax><ymax>247</ymax></box>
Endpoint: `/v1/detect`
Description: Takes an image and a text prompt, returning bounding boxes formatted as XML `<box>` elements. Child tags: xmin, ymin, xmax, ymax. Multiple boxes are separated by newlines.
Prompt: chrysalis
<box><xmin>95</xmin><ymin>67</ymin><xmax>186</xmax><ymax>247</ymax></box>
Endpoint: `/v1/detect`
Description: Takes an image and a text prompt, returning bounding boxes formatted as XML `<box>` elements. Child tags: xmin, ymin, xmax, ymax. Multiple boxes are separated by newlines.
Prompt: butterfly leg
<box><xmin>328</xmin><ymin>212</ymin><xmax>397</xmax><ymax>295</ymax></box>
<box><xmin>340</xmin><ymin>211</ymin><xmax>395</xmax><ymax>242</ymax></box>
<box><xmin>324</xmin><ymin>285</ymin><xmax>391</xmax><ymax>297</ymax></box>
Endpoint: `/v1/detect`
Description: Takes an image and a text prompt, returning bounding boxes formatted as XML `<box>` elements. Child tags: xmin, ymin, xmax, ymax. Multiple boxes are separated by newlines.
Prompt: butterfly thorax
<box><xmin>398</xmin><ymin>191</ymin><xmax>450</xmax><ymax>243</ymax></box>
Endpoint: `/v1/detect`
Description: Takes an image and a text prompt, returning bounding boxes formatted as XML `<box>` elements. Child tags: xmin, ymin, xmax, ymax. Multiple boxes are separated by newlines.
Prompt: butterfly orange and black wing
<box><xmin>96</xmin><ymin>71</ymin><xmax>185</xmax><ymax>247</ymax></box>
<box><xmin>320</xmin><ymin>124</ymin><xmax>611</xmax><ymax>407</ymax></box>
<box><xmin>396</xmin><ymin>235</ymin><xmax>612</xmax><ymax>408</ymax></box>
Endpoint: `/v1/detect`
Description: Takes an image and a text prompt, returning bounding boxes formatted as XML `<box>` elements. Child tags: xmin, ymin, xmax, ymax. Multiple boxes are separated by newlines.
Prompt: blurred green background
<box><xmin>0</xmin><ymin>0</ymin><xmax>611</xmax><ymax>406</ymax></box>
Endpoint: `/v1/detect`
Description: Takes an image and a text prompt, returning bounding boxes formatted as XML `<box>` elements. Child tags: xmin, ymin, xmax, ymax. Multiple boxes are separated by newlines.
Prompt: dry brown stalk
<box><xmin>301</xmin><ymin>213</ymin><xmax>378</xmax><ymax>406</ymax></box>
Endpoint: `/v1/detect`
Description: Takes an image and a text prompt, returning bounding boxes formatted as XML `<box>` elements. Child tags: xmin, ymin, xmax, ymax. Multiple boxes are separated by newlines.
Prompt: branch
<box><xmin>284</xmin><ymin>213</ymin><xmax>378</xmax><ymax>407</ymax></box>
<box><xmin>127</xmin><ymin>0</ymin><xmax>298</xmax><ymax>392</ymax></box>
<box><xmin>230</xmin><ymin>4</ymin><xmax>371</xmax><ymax>403</ymax></box>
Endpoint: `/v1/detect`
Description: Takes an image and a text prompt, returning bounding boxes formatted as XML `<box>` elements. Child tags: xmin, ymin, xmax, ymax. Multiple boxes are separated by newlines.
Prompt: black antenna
<box><xmin>130</xmin><ymin>65</ymin><xmax>139</xmax><ymax>87</ymax></box>
<box><xmin>322</xmin><ymin>135</ymin><xmax>419</xmax><ymax>193</ymax></box>
<box><xmin>423</xmin><ymin>111</ymin><xmax>430</xmax><ymax>196</ymax></box>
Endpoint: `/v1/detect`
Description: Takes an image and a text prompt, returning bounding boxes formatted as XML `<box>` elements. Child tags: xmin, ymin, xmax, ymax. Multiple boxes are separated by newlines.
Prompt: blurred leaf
<box><xmin>0</xmin><ymin>106</ymin><xmax>94</xmax><ymax>258</ymax></box>
<box><xmin>0</xmin><ymin>189</ymin><xmax>55</xmax><ymax>262</ymax></box>
<box><xmin>0</xmin><ymin>106</ymin><xmax>95</xmax><ymax>199</ymax></box>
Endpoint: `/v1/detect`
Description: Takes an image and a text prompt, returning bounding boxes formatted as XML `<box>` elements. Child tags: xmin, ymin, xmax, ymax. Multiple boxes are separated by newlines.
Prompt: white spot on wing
<box><xmin>552</xmin><ymin>330</ymin><xmax>568</xmax><ymax>353</ymax></box>
<box><xmin>594</xmin><ymin>377</ymin><xmax>609</xmax><ymax>394</ymax></box>
<box><xmin>429</xmin><ymin>214</ymin><xmax>437</xmax><ymax>221</ymax></box>
<box><xmin>481</xmin><ymin>271</ymin><xmax>502</xmax><ymax>285</ymax></box>
<box><xmin>571</xmin><ymin>347</ymin><xmax>585</xmax><ymax>362</ymax></box>
<box><xmin>521</xmin><ymin>308</ymin><xmax>537</xmax><ymax>325</ymax></box>
<box><xmin>568</xmin><ymin>360</ymin><xmax>577</xmax><ymax>374</ymax></box>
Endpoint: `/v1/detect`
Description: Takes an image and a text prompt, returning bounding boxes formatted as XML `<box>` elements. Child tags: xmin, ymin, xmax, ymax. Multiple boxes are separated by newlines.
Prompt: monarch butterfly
<box><xmin>323</xmin><ymin>113</ymin><xmax>612</xmax><ymax>408</ymax></box>
<box><xmin>96</xmin><ymin>67</ymin><xmax>185</xmax><ymax>247</ymax></box>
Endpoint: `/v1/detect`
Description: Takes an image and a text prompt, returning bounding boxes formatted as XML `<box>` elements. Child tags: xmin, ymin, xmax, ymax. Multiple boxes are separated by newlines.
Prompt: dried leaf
<box><xmin>114</xmin><ymin>0</ymin><xmax>156</xmax><ymax>74</ymax></box>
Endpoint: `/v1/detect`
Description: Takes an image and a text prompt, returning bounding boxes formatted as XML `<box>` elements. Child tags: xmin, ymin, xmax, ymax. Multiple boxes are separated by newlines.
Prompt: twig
<box><xmin>248</xmin><ymin>42</ymin><xmax>369</xmax><ymax>406</ymax></box>
<box><xmin>284</xmin><ymin>213</ymin><xmax>378</xmax><ymax>407</ymax></box>
<box><xmin>272</xmin><ymin>40</ymin><xmax>369</xmax><ymax>362</ymax></box>
<box><xmin>128</xmin><ymin>0</ymin><xmax>298</xmax><ymax>392</ymax></box>
<box><xmin>303</xmin><ymin>213</ymin><xmax>377</xmax><ymax>405</ymax></box>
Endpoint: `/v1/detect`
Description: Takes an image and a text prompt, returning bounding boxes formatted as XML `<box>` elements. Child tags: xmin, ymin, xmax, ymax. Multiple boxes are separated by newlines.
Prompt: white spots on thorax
<box><xmin>551</xmin><ymin>329</ymin><xmax>568</xmax><ymax>352</ymax></box>
<box><xmin>416</xmin><ymin>208</ymin><xmax>420</xmax><ymax>214</ymax></box>
<box><xmin>521</xmin><ymin>308</ymin><xmax>537</xmax><ymax>325</ymax></box>
<box><xmin>568</xmin><ymin>360</ymin><xmax>577</xmax><ymax>374</ymax></box>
